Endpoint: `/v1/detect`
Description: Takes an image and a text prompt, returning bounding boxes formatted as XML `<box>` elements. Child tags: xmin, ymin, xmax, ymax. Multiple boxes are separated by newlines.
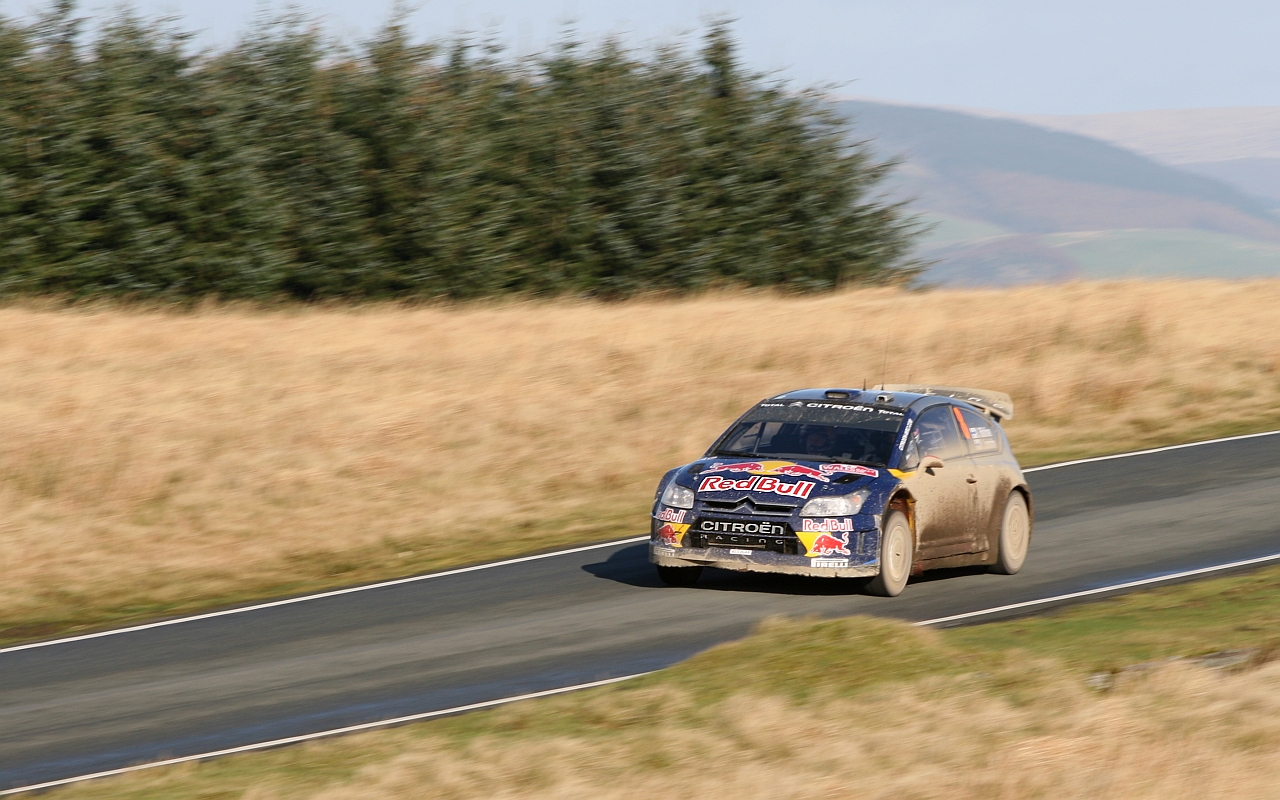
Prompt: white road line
<box><xmin>914</xmin><ymin>551</ymin><xmax>1280</xmax><ymax>627</ymax></box>
<box><xmin>0</xmin><ymin>673</ymin><xmax>651</xmax><ymax>797</ymax></box>
<box><xmin>4</xmin><ymin>427</ymin><xmax>1277</xmax><ymax>655</ymax></box>
<box><xmin>9</xmin><ymin>552</ymin><xmax>1280</xmax><ymax>796</ymax></box>
<box><xmin>1022</xmin><ymin>429</ymin><xmax>1280</xmax><ymax>472</ymax></box>
<box><xmin>0</xmin><ymin>536</ymin><xmax>649</xmax><ymax>656</ymax></box>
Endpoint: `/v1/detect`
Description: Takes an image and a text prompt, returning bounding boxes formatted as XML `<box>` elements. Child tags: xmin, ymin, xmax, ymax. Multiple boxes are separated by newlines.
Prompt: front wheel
<box><xmin>656</xmin><ymin>564</ymin><xmax>702</xmax><ymax>587</ymax></box>
<box><xmin>990</xmin><ymin>492</ymin><xmax>1031</xmax><ymax>575</ymax></box>
<box><xmin>866</xmin><ymin>510</ymin><xmax>913</xmax><ymax>597</ymax></box>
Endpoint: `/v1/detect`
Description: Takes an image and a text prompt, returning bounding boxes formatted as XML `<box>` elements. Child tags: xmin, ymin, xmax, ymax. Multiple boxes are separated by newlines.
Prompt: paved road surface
<box><xmin>3</xmin><ymin>434</ymin><xmax>1279</xmax><ymax>790</ymax></box>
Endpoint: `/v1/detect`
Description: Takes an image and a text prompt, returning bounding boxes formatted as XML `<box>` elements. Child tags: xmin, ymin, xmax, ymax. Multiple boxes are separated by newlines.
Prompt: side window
<box><xmin>723</xmin><ymin>421</ymin><xmax>784</xmax><ymax>453</ymax></box>
<box><xmin>899</xmin><ymin>424</ymin><xmax>921</xmax><ymax>471</ymax></box>
<box><xmin>959</xmin><ymin>408</ymin><xmax>1002</xmax><ymax>456</ymax></box>
<box><xmin>913</xmin><ymin>406</ymin><xmax>967</xmax><ymax>462</ymax></box>
<box><xmin>723</xmin><ymin>422</ymin><xmax>764</xmax><ymax>453</ymax></box>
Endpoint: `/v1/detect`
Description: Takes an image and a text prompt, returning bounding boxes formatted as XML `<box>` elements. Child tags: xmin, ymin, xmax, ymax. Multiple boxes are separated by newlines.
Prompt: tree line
<box><xmin>0</xmin><ymin>2</ymin><xmax>919</xmax><ymax>300</ymax></box>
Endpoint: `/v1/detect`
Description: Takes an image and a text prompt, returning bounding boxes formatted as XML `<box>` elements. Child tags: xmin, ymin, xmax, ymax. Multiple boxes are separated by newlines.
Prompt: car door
<box><xmin>902</xmin><ymin>405</ymin><xmax>980</xmax><ymax>559</ymax></box>
<box><xmin>957</xmin><ymin>407</ymin><xmax>1008</xmax><ymax>553</ymax></box>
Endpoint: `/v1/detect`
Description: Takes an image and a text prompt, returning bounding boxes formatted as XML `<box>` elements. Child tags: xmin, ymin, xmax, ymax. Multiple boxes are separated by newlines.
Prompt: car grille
<box><xmin>698</xmin><ymin>497</ymin><xmax>797</xmax><ymax>516</ymax></box>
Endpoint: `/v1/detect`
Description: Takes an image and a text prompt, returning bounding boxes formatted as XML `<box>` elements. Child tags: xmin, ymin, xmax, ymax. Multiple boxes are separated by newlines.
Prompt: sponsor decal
<box><xmin>969</xmin><ymin>425</ymin><xmax>998</xmax><ymax>453</ymax></box>
<box><xmin>704</xmin><ymin>461</ymin><xmax>876</xmax><ymax>483</ymax></box>
<box><xmin>655</xmin><ymin>508</ymin><xmax>687</xmax><ymax>523</ymax></box>
<box><xmin>809</xmin><ymin>531</ymin><xmax>851</xmax><ymax>556</ymax></box>
<box><xmin>772</xmin><ymin>401</ymin><xmax>906</xmax><ymax>417</ymax></box>
<box><xmin>819</xmin><ymin>463</ymin><xmax>878</xmax><ymax>479</ymax></box>
<box><xmin>705</xmin><ymin>460</ymin><xmax>830</xmax><ymax>482</ymax></box>
<box><xmin>897</xmin><ymin>417</ymin><xmax>914</xmax><ymax>450</ymax></box>
<box><xmin>656</xmin><ymin>522</ymin><xmax>690</xmax><ymax>547</ymax></box>
<box><xmin>801</xmin><ymin>518</ymin><xmax>854</xmax><ymax>532</ymax></box>
<box><xmin>698</xmin><ymin>519</ymin><xmax>788</xmax><ymax>536</ymax></box>
<box><xmin>653</xmin><ymin>546</ymin><xmax>676</xmax><ymax>557</ymax></box>
<box><xmin>728</xmin><ymin>549</ymin><xmax>753</xmax><ymax>556</ymax></box>
<box><xmin>804</xmin><ymin>402</ymin><xmax>875</xmax><ymax>411</ymax></box>
<box><xmin>812</xmin><ymin>558</ymin><xmax>849</xmax><ymax>569</ymax></box>
<box><xmin>698</xmin><ymin>474</ymin><xmax>816</xmax><ymax>499</ymax></box>
<box><xmin>704</xmin><ymin>461</ymin><xmax>767</xmax><ymax>475</ymax></box>
<box><xmin>795</xmin><ymin>529</ymin><xmax>852</xmax><ymax>557</ymax></box>
<box><xmin>771</xmin><ymin>463</ymin><xmax>829</xmax><ymax>481</ymax></box>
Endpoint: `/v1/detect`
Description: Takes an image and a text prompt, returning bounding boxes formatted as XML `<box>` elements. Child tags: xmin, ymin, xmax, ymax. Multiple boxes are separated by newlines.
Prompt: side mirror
<box><xmin>920</xmin><ymin>455</ymin><xmax>945</xmax><ymax>471</ymax></box>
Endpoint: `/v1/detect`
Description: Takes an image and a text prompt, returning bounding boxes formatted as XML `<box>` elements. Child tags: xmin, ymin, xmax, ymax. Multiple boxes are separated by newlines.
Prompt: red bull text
<box><xmin>801</xmin><ymin>518</ymin><xmax>854</xmax><ymax>532</ymax></box>
<box><xmin>654</xmin><ymin>508</ymin><xmax>687</xmax><ymax>523</ymax></box>
<box><xmin>697</xmin><ymin>475</ymin><xmax>816</xmax><ymax>499</ymax></box>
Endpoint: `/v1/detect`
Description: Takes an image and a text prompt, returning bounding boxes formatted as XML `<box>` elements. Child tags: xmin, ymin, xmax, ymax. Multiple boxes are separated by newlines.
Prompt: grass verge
<box><xmin>46</xmin><ymin>564</ymin><xmax>1280</xmax><ymax>799</ymax></box>
<box><xmin>5</xmin><ymin>280</ymin><xmax>1280</xmax><ymax>644</ymax></box>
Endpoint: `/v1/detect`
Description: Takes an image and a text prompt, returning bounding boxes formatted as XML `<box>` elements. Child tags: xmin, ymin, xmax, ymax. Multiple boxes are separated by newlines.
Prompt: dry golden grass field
<box><xmin>4</xmin><ymin>280</ymin><xmax>1280</xmax><ymax>640</ymax></box>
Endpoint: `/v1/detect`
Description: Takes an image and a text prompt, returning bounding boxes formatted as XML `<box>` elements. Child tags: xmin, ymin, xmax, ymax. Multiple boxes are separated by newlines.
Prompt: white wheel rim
<box><xmin>885</xmin><ymin>524</ymin><xmax>910</xmax><ymax>584</ymax></box>
<box><xmin>1006</xmin><ymin>503</ymin><xmax>1028</xmax><ymax>561</ymax></box>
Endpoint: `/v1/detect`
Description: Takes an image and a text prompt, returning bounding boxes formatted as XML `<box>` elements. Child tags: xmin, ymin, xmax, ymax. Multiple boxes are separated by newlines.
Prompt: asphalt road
<box><xmin>3</xmin><ymin>434</ymin><xmax>1280</xmax><ymax>791</ymax></box>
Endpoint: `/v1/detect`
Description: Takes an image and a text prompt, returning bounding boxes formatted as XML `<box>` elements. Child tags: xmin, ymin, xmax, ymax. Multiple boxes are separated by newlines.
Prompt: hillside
<box><xmin>835</xmin><ymin>100</ymin><xmax>1280</xmax><ymax>284</ymax></box>
<box><xmin>1012</xmin><ymin>106</ymin><xmax>1280</xmax><ymax>205</ymax></box>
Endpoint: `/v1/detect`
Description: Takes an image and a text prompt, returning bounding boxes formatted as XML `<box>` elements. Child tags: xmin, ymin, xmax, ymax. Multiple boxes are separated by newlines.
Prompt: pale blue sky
<box><xmin>18</xmin><ymin>0</ymin><xmax>1280</xmax><ymax>114</ymax></box>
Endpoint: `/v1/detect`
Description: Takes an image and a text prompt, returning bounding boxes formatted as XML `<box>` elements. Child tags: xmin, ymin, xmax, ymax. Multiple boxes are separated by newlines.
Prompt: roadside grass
<box><xmin>48</xmin><ymin>564</ymin><xmax>1280</xmax><ymax>799</ymax></box>
<box><xmin>4</xmin><ymin>279</ymin><xmax>1280</xmax><ymax>644</ymax></box>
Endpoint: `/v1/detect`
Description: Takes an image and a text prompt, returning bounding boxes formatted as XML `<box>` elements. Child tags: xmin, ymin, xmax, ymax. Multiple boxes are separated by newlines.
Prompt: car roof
<box><xmin>767</xmin><ymin>388</ymin><xmax>944</xmax><ymax>410</ymax></box>
<box><xmin>766</xmin><ymin>388</ymin><xmax>1010</xmax><ymax>422</ymax></box>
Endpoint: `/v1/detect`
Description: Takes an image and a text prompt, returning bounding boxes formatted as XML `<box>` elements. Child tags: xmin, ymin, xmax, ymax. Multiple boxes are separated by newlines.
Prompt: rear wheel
<box><xmin>990</xmin><ymin>492</ymin><xmax>1031</xmax><ymax>574</ymax></box>
<box><xmin>866</xmin><ymin>510</ymin><xmax>913</xmax><ymax>597</ymax></box>
<box><xmin>656</xmin><ymin>565</ymin><xmax>703</xmax><ymax>587</ymax></box>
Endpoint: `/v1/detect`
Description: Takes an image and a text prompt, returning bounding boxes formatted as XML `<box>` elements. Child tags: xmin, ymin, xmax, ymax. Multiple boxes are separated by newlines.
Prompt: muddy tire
<box><xmin>656</xmin><ymin>565</ymin><xmax>702</xmax><ymax>587</ymax></box>
<box><xmin>990</xmin><ymin>492</ymin><xmax>1031</xmax><ymax>575</ymax></box>
<box><xmin>866</xmin><ymin>510</ymin><xmax>913</xmax><ymax>597</ymax></box>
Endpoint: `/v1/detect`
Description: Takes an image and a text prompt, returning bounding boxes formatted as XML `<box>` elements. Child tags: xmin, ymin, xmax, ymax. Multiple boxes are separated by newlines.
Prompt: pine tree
<box><xmin>0</xmin><ymin>3</ymin><xmax>919</xmax><ymax>300</ymax></box>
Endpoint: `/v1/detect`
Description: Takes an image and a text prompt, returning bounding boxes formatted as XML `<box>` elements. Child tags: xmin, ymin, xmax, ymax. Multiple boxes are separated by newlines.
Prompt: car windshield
<box><xmin>711</xmin><ymin>401</ymin><xmax>906</xmax><ymax>467</ymax></box>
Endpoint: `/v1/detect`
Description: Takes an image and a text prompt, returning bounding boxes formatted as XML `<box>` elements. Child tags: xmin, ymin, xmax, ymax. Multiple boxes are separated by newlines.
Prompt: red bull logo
<box><xmin>703</xmin><ymin>460</ymin><xmax>832</xmax><ymax>483</ymax></box>
<box><xmin>703</xmin><ymin>460</ymin><xmax>879</xmax><ymax>483</ymax></box>
<box><xmin>704</xmin><ymin>461</ymin><xmax>766</xmax><ymax>475</ymax></box>
<box><xmin>801</xmin><ymin>518</ymin><xmax>854</xmax><ymax>532</ymax></box>
<box><xmin>655</xmin><ymin>508</ymin><xmax>687</xmax><ymax>523</ymax></box>
<box><xmin>657</xmin><ymin>523</ymin><xmax>689</xmax><ymax>546</ymax></box>
<box><xmin>809</xmin><ymin>531</ymin><xmax>851</xmax><ymax>556</ymax></box>
<box><xmin>698</xmin><ymin>475</ymin><xmax>815</xmax><ymax>499</ymax></box>
<box><xmin>772</xmin><ymin>464</ymin><xmax>827</xmax><ymax>480</ymax></box>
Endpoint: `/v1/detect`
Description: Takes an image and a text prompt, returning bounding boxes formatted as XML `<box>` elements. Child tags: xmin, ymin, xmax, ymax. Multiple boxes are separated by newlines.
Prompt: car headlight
<box><xmin>660</xmin><ymin>482</ymin><xmax>696</xmax><ymax>509</ymax></box>
<box><xmin>799</xmin><ymin>490</ymin><xmax>869</xmax><ymax>517</ymax></box>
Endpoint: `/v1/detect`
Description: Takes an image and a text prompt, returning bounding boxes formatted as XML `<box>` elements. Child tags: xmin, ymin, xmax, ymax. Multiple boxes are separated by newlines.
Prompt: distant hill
<box><xmin>833</xmin><ymin>100</ymin><xmax>1280</xmax><ymax>285</ymax></box>
<box><xmin>1177</xmin><ymin>159</ymin><xmax>1280</xmax><ymax>205</ymax></box>
<box><xmin>1002</xmin><ymin>107</ymin><xmax>1280</xmax><ymax>206</ymax></box>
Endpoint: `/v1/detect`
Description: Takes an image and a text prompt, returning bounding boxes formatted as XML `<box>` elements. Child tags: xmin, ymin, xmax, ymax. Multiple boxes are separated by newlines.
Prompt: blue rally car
<box><xmin>650</xmin><ymin>386</ymin><xmax>1032</xmax><ymax>596</ymax></box>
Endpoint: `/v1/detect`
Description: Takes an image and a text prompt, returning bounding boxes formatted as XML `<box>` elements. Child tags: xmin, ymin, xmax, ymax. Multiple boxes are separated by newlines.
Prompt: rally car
<box><xmin>649</xmin><ymin>385</ymin><xmax>1032</xmax><ymax>596</ymax></box>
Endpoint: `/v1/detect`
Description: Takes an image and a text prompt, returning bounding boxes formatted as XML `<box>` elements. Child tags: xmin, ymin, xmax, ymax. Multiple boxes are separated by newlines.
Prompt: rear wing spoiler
<box><xmin>876</xmin><ymin>384</ymin><xmax>1014</xmax><ymax>422</ymax></box>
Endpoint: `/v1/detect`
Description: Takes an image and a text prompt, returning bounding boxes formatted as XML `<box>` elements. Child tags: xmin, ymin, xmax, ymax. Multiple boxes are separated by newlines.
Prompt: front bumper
<box><xmin>650</xmin><ymin>543</ymin><xmax>880</xmax><ymax>578</ymax></box>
